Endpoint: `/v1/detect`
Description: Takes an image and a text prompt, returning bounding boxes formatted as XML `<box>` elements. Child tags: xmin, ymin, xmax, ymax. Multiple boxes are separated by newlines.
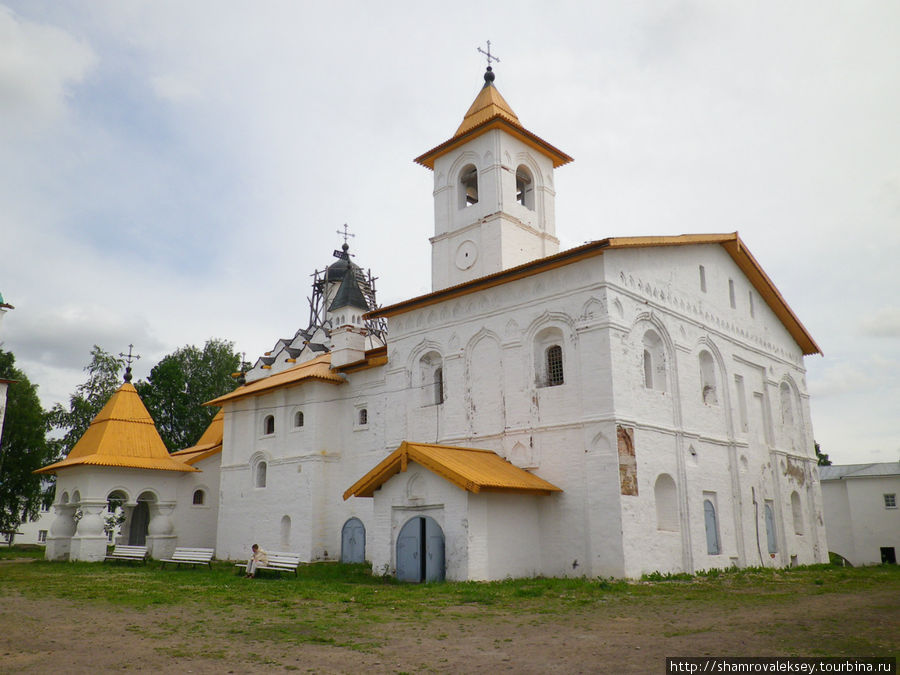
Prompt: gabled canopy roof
<box><xmin>170</xmin><ymin>409</ymin><xmax>224</xmax><ymax>465</ymax></box>
<box><xmin>343</xmin><ymin>441</ymin><xmax>563</xmax><ymax>500</ymax></box>
<box><xmin>205</xmin><ymin>353</ymin><xmax>344</xmax><ymax>407</ymax></box>
<box><xmin>367</xmin><ymin>232</ymin><xmax>822</xmax><ymax>356</ymax></box>
<box><xmin>415</xmin><ymin>69</ymin><xmax>572</xmax><ymax>170</ymax></box>
<box><xmin>36</xmin><ymin>382</ymin><xmax>196</xmax><ymax>474</ymax></box>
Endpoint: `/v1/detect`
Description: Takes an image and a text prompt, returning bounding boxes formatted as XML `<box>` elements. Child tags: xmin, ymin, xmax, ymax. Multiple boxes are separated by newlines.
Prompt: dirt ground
<box><xmin>1</xmin><ymin>583</ymin><xmax>896</xmax><ymax>674</ymax></box>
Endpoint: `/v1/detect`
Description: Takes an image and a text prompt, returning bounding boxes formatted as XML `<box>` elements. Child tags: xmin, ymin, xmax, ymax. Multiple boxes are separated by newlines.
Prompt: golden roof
<box><xmin>415</xmin><ymin>73</ymin><xmax>572</xmax><ymax>170</ymax></box>
<box><xmin>36</xmin><ymin>382</ymin><xmax>196</xmax><ymax>474</ymax></box>
<box><xmin>343</xmin><ymin>441</ymin><xmax>562</xmax><ymax>500</ymax></box>
<box><xmin>205</xmin><ymin>353</ymin><xmax>344</xmax><ymax>407</ymax></box>
<box><xmin>170</xmin><ymin>409</ymin><xmax>223</xmax><ymax>465</ymax></box>
<box><xmin>367</xmin><ymin>233</ymin><xmax>822</xmax><ymax>356</ymax></box>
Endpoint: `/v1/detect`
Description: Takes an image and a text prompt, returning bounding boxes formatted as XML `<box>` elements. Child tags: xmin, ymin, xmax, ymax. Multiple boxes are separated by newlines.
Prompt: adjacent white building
<box><xmin>38</xmin><ymin>65</ymin><xmax>829</xmax><ymax>579</ymax></box>
<box><xmin>820</xmin><ymin>462</ymin><xmax>900</xmax><ymax>566</ymax></box>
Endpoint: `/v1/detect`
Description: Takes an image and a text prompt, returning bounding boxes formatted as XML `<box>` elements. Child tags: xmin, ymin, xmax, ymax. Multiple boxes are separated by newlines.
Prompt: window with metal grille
<box><xmin>193</xmin><ymin>489</ymin><xmax>205</xmax><ymax>506</ymax></box>
<box><xmin>885</xmin><ymin>494</ymin><xmax>897</xmax><ymax>509</ymax></box>
<box><xmin>358</xmin><ymin>408</ymin><xmax>368</xmax><ymax>426</ymax></box>
<box><xmin>294</xmin><ymin>411</ymin><xmax>304</xmax><ymax>428</ymax></box>
<box><xmin>546</xmin><ymin>345</ymin><xmax>564</xmax><ymax>386</ymax></box>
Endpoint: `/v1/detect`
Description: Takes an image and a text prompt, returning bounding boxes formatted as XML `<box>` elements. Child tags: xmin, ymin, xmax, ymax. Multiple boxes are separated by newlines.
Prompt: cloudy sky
<box><xmin>1</xmin><ymin>1</ymin><xmax>897</xmax><ymax>465</ymax></box>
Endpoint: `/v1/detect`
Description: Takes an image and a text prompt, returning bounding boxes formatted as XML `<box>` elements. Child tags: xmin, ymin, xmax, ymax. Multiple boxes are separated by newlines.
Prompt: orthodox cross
<box><xmin>336</xmin><ymin>224</ymin><xmax>355</xmax><ymax>246</ymax></box>
<box><xmin>118</xmin><ymin>344</ymin><xmax>141</xmax><ymax>383</ymax></box>
<box><xmin>477</xmin><ymin>40</ymin><xmax>500</xmax><ymax>68</ymax></box>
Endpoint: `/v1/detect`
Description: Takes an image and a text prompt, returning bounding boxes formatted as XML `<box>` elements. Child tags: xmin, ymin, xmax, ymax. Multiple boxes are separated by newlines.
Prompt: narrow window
<box><xmin>263</xmin><ymin>414</ymin><xmax>275</xmax><ymax>435</ymax></box>
<box><xmin>358</xmin><ymin>408</ymin><xmax>368</xmax><ymax>426</ymax></box>
<box><xmin>699</xmin><ymin>350</ymin><xmax>718</xmax><ymax>405</ymax></box>
<box><xmin>546</xmin><ymin>345</ymin><xmax>564</xmax><ymax>386</ymax></box>
<box><xmin>699</xmin><ymin>265</ymin><xmax>707</xmax><ymax>293</ymax></box>
<box><xmin>780</xmin><ymin>382</ymin><xmax>794</xmax><ymax>427</ymax></box>
<box><xmin>791</xmin><ymin>491</ymin><xmax>803</xmax><ymax>534</ymax></box>
<box><xmin>765</xmin><ymin>501</ymin><xmax>777</xmax><ymax>554</ymax></box>
<box><xmin>255</xmin><ymin>461</ymin><xmax>267</xmax><ymax>488</ymax></box>
<box><xmin>294</xmin><ymin>411</ymin><xmax>304</xmax><ymax>428</ymax></box>
<box><xmin>748</xmin><ymin>291</ymin><xmax>755</xmax><ymax>317</ymax></box>
<box><xmin>434</xmin><ymin>367</ymin><xmax>444</xmax><ymax>405</ymax></box>
<box><xmin>704</xmin><ymin>499</ymin><xmax>721</xmax><ymax>555</ymax></box>
<box><xmin>728</xmin><ymin>279</ymin><xmax>736</xmax><ymax>309</ymax></box>
<box><xmin>643</xmin><ymin>350</ymin><xmax>653</xmax><ymax>388</ymax></box>
<box><xmin>192</xmin><ymin>489</ymin><xmax>205</xmax><ymax>506</ymax></box>
<box><xmin>885</xmin><ymin>494</ymin><xmax>897</xmax><ymax>509</ymax></box>
<box><xmin>459</xmin><ymin>165</ymin><xmax>479</xmax><ymax>208</ymax></box>
<box><xmin>516</xmin><ymin>165</ymin><xmax>534</xmax><ymax>209</ymax></box>
<box><xmin>735</xmin><ymin>375</ymin><xmax>749</xmax><ymax>432</ymax></box>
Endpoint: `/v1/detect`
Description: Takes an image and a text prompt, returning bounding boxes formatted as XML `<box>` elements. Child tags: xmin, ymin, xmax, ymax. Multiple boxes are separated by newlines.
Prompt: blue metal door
<box><xmin>396</xmin><ymin>516</ymin><xmax>445</xmax><ymax>583</ymax></box>
<box><xmin>341</xmin><ymin>517</ymin><xmax>366</xmax><ymax>563</ymax></box>
<box><xmin>703</xmin><ymin>499</ymin><xmax>720</xmax><ymax>555</ymax></box>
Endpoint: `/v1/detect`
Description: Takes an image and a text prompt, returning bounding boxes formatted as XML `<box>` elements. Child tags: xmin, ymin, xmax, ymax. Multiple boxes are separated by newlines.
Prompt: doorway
<box><xmin>396</xmin><ymin>515</ymin><xmax>444</xmax><ymax>583</ymax></box>
<box><xmin>128</xmin><ymin>500</ymin><xmax>150</xmax><ymax>546</ymax></box>
<box><xmin>341</xmin><ymin>517</ymin><xmax>366</xmax><ymax>563</ymax></box>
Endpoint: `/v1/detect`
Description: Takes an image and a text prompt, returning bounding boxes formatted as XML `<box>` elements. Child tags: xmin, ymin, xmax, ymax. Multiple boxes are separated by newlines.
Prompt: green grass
<box><xmin>1</xmin><ymin>548</ymin><xmax>898</xmax><ymax>656</ymax></box>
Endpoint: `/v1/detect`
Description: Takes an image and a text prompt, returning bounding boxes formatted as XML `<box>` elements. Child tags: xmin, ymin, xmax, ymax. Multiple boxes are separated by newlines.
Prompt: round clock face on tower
<box><xmin>455</xmin><ymin>240</ymin><xmax>478</xmax><ymax>270</ymax></box>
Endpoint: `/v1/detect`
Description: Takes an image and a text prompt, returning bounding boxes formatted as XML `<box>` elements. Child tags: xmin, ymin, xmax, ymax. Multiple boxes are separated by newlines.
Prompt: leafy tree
<box><xmin>814</xmin><ymin>441</ymin><xmax>832</xmax><ymax>466</ymax></box>
<box><xmin>48</xmin><ymin>346</ymin><xmax>124</xmax><ymax>457</ymax></box>
<box><xmin>136</xmin><ymin>339</ymin><xmax>241</xmax><ymax>451</ymax></box>
<box><xmin>0</xmin><ymin>350</ymin><xmax>54</xmax><ymax>542</ymax></box>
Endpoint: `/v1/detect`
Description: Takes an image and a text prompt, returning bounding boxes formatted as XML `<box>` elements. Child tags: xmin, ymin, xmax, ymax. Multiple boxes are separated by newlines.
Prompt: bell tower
<box><xmin>415</xmin><ymin>59</ymin><xmax>573</xmax><ymax>291</ymax></box>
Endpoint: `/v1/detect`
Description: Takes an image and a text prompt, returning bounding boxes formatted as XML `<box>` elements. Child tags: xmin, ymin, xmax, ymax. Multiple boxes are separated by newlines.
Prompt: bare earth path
<box><xmin>1</xmin><ymin>587</ymin><xmax>896</xmax><ymax>673</ymax></box>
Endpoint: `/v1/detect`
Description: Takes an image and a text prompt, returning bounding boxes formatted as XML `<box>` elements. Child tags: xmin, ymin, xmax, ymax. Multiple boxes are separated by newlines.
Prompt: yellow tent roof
<box><xmin>205</xmin><ymin>353</ymin><xmax>344</xmax><ymax>407</ymax></box>
<box><xmin>343</xmin><ymin>441</ymin><xmax>562</xmax><ymax>500</ymax></box>
<box><xmin>415</xmin><ymin>73</ymin><xmax>572</xmax><ymax>170</ymax></box>
<box><xmin>36</xmin><ymin>382</ymin><xmax>196</xmax><ymax>474</ymax></box>
<box><xmin>170</xmin><ymin>409</ymin><xmax>223</xmax><ymax>465</ymax></box>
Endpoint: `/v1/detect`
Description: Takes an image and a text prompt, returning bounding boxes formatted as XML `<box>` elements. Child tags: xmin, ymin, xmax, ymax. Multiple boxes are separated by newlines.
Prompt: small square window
<box><xmin>885</xmin><ymin>494</ymin><xmax>897</xmax><ymax>509</ymax></box>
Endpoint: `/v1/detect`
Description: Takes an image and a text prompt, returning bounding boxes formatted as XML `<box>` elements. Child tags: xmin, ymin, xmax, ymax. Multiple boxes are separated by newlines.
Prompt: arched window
<box><xmin>791</xmin><ymin>491</ymin><xmax>803</xmax><ymax>535</ymax></box>
<box><xmin>654</xmin><ymin>474</ymin><xmax>679</xmax><ymax>531</ymax></box>
<box><xmin>699</xmin><ymin>350</ymin><xmax>718</xmax><ymax>405</ymax></box>
<box><xmin>434</xmin><ymin>367</ymin><xmax>444</xmax><ymax>405</ymax></box>
<box><xmin>534</xmin><ymin>326</ymin><xmax>565</xmax><ymax>388</ymax></box>
<box><xmin>192</xmin><ymin>489</ymin><xmax>205</xmax><ymax>505</ymax></box>
<box><xmin>263</xmin><ymin>414</ymin><xmax>275</xmax><ymax>436</ymax></box>
<box><xmin>703</xmin><ymin>498</ymin><xmax>720</xmax><ymax>555</ymax></box>
<box><xmin>642</xmin><ymin>330</ymin><xmax>666</xmax><ymax>392</ymax></box>
<box><xmin>516</xmin><ymin>165</ymin><xmax>534</xmax><ymax>210</ymax></box>
<box><xmin>419</xmin><ymin>351</ymin><xmax>444</xmax><ymax>406</ymax></box>
<box><xmin>358</xmin><ymin>408</ymin><xmax>368</xmax><ymax>426</ymax></box>
<box><xmin>780</xmin><ymin>382</ymin><xmax>794</xmax><ymax>427</ymax></box>
<box><xmin>294</xmin><ymin>411</ymin><xmax>304</xmax><ymax>428</ymax></box>
<box><xmin>765</xmin><ymin>501</ymin><xmax>777</xmax><ymax>554</ymax></box>
<box><xmin>255</xmin><ymin>461</ymin><xmax>267</xmax><ymax>488</ymax></box>
<box><xmin>546</xmin><ymin>345</ymin><xmax>564</xmax><ymax>387</ymax></box>
<box><xmin>459</xmin><ymin>164</ymin><xmax>478</xmax><ymax>208</ymax></box>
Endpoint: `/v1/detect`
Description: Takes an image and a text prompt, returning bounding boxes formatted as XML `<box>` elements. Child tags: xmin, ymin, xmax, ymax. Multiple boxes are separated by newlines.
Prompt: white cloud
<box><xmin>861</xmin><ymin>307</ymin><xmax>900</xmax><ymax>338</ymax></box>
<box><xmin>0</xmin><ymin>5</ymin><xmax>96</xmax><ymax>134</ymax></box>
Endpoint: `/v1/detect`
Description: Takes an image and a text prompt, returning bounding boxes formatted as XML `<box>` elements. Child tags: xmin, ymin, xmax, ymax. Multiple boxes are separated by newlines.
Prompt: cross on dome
<box><xmin>118</xmin><ymin>344</ymin><xmax>141</xmax><ymax>383</ymax></box>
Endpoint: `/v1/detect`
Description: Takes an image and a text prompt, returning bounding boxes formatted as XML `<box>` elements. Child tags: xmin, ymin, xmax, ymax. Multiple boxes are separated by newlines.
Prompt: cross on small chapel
<box><xmin>336</xmin><ymin>224</ymin><xmax>355</xmax><ymax>246</ymax></box>
<box><xmin>477</xmin><ymin>40</ymin><xmax>500</xmax><ymax>68</ymax></box>
<box><xmin>118</xmin><ymin>344</ymin><xmax>141</xmax><ymax>383</ymax></box>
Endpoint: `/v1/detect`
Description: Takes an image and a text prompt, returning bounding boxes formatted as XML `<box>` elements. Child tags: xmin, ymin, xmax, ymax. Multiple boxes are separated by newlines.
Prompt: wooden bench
<box><xmin>103</xmin><ymin>545</ymin><xmax>148</xmax><ymax>564</ymax></box>
<box><xmin>160</xmin><ymin>547</ymin><xmax>215</xmax><ymax>569</ymax></box>
<box><xmin>235</xmin><ymin>551</ymin><xmax>301</xmax><ymax>577</ymax></box>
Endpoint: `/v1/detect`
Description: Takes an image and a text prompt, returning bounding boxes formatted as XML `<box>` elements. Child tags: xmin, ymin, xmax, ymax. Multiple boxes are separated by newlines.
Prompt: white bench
<box><xmin>103</xmin><ymin>545</ymin><xmax>148</xmax><ymax>564</ymax></box>
<box><xmin>235</xmin><ymin>551</ymin><xmax>302</xmax><ymax>577</ymax></box>
<box><xmin>160</xmin><ymin>547</ymin><xmax>215</xmax><ymax>569</ymax></box>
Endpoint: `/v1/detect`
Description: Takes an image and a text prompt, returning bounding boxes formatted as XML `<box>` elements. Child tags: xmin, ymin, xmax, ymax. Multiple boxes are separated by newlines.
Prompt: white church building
<box><xmin>37</xmin><ymin>65</ymin><xmax>829</xmax><ymax>580</ymax></box>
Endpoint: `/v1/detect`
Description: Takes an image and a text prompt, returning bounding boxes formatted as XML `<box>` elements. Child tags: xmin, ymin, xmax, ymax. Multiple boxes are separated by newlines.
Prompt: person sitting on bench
<box><xmin>245</xmin><ymin>544</ymin><xmax>267</xmax><ymax>578</ymax></box>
